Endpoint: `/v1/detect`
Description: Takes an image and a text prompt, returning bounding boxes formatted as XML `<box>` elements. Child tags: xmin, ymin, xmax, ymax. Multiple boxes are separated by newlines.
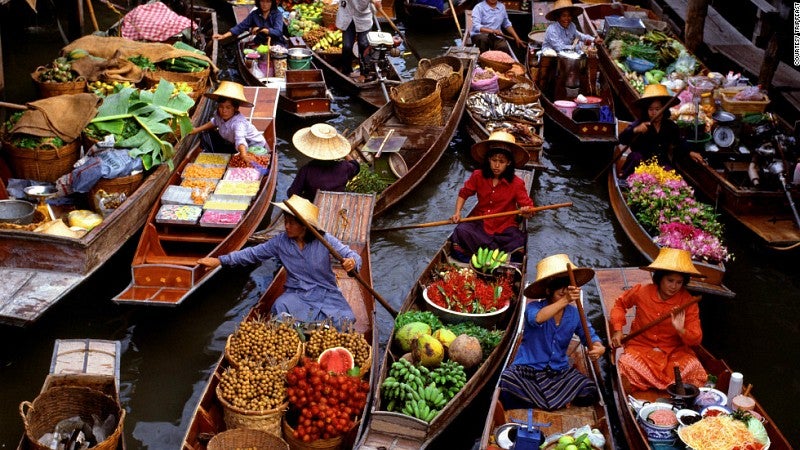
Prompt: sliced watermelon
<box><xmin>318</xmin><ymin>346</ymin><xmax>354</xmax><ymax>374</ymax></box>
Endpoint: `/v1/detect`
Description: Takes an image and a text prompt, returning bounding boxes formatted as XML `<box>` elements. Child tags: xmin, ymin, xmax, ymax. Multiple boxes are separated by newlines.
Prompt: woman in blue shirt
<box><xmin>498</xmin><ymin>254</ymin><xmax>606</xmax><ymax>411</ymax></box>
<box><xmin>213</xmin><ymin>0</ymin><xmax>286</xmax><ymax>46</ymax></box>
<box><xmin>541</xmin><ymin>0</ymin><xmax>601</xmax><ymax>53</ymax></box>
<box><xmin>198</xmin><ymin>195</ymin><xmax>361</xmax><ymax>326</ymax></box>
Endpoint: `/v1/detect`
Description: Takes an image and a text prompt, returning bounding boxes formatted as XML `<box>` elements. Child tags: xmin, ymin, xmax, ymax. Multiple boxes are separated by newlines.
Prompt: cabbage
<box><xmin>747</xmin><ymin>417</ymin><xmax>769</xmax><ymax>445</ymax></box>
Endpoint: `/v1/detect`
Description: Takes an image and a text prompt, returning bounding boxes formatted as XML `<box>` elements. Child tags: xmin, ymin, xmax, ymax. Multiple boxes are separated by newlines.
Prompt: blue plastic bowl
<box><xmin>626</xmin><ymin>57</ymin><xmax>656</xmax><ymax>74</ymax></box>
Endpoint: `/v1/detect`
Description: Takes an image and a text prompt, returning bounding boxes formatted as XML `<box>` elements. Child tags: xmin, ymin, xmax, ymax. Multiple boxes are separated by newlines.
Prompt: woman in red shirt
<box><xmin>450</xmin><ymin>131</ymin><xmax>535</xmax><ymax>262</ymax></box>
<box><xmin>610</xmin><ymin>247</ymin><xmax>708</xmax><ymax>390</ymax></box>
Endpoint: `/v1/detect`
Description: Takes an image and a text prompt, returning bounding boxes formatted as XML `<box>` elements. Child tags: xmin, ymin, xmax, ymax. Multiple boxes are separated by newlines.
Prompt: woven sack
<box><xmin>208</xmin><ymin>428</ymin><xmax>289</xmax><ymax>450</ymax></box>
<box><xmin>390</xmin><ymin>79</ymin><xmax>442</xmax><ymax>126</ymax></box>
<box><xmin>3</xmin><ymin>139</ymin><xmax>81</xmax><ymax>182</ymax></box>
<box><xmin>31</xmin><ymin>67</ymin><xmax>87</xmax><ymax>99</ymax></box>
<box><xmin>470</xmin><ymin>67</ymin><xmax>499</xmax><ymax>93</ymax></box>
<box><xmin>416</xmin><ymin>56</ymin><xmax>463</xmax><ymax>100</ymax></box>
<box><xmin>19</xmin><ymin>386</ymin><xmax>124</xmax><ymax>450</ymax></box>
<box><xmin>216</xmin><ymin>385</ymin><xmax>288</xmax><ymax>436</ymax></box>
<box><xmin>226</xmin><ymin>335</ymin><xmax>303</xmax><ymax>371</ymax></box>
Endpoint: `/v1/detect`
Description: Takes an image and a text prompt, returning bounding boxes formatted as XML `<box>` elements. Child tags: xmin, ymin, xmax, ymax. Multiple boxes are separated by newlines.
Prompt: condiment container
<box><xmin>732</xmin><ymin>394</ymin><xmax>755</xmax><ymax>411</ymax></box>
<box><xmin>727</xmin><ymin>372</ymin><xmax>743</xmax><ymax>407</ymax></box>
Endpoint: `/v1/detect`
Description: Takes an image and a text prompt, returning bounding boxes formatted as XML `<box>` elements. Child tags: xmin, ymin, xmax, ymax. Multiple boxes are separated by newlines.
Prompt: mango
<box><xmin>394</xmin><ymin>322</ymin><xmax>431</xmax><ymax>352</ymax></box>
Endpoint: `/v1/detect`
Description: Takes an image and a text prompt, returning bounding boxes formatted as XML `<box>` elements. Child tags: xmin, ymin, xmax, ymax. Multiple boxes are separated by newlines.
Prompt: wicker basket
<box><xmin>89</xmin><ymin>171</ymin><xmax>144</xmax><ymax>211</ymax></box>
<box><xmin>720</xmin><ymin>90</ymin><xmax>769</xmax><ymax>115</ymax></box>
<box><xmin>3</xmin><ymin>139</ymin><xmax>81</xmax><ymax>182</ymax></box>
<box><xmin>208</xmin><ymin>428</ymin><xmax>290</xmax><ymax>450</ymax></box>
<box><xmin>19</xmin><ymin>386</ymin><xmax>125</xmax><ymax>450</ymax></box>
<box><xmin>416</xmin><ymin>56</ymin><xmax>463</xmax><ymax>100</ymax></box>
<box><xmin>226</xmin><ymin>334</ymin><xmax>303</xmax><ymax>371</ymax></box>
<box><xmin>478</xmin><ymin>54</ymin><xmax>513</xmax><ymax>73</ymax></box>
<box><xmin>390</xmin><ymin>79</ymin><xmax>442</xmax><ymax>126</ymax></box>
<box><xmin>217</xmin><ymin>386</ymin><xmax>288</xmax><ymax>436</ymax></box>
<box><xmin>282</xmin><ymin>418</ymin><xmax>346</xmax><ymax>450</ymax></box>
<box><xmin>322</xmin><ymin>3</ymin><xmax>338</xmax><ymax>28</ymax></box>
<box><xmin>498</xmin><ymin>87</ymin><xmax>541</xmax><ymax>105</ymax></box>
<box><xmin>144</xmin><ymin>69</ymin><xmax>210</xmax><ymax>101</ymax></box>
<box><xmin>31</xmin><ymin>68</ymin><xmax>87</xmax><ymax>99</ymax></box>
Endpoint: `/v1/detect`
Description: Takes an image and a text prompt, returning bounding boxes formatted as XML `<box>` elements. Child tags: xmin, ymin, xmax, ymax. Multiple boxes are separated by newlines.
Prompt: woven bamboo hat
<box><xmin>471</xmin><ymin>131</ymin><xmax>529</xmax><ymax>168</ymax></box>
<box><xmin>634</xmin><ymin>84</ymin><xmax>672</xmax><ymax>110</ymax></box>
<box><xmin>272</xmin><ymin>195</ymin><xmax>321</xmax><ymax>230</ymax></box>
<box><xmin>204</xmin><ymin>81</ymin><xmax>254</xmax><ymax>107</ymax></box>
<box><xmin>524</xmin><ymin>254</ymin><xmax>595</xmax><ymax>299</ymax></box>
<box><xmin>292</xmin><ymin>123</ymin><xmax>351</xmax><ymax>161</ymax></box>
<box><xmin>545</xmin><ymin>0</ymin><xmax>583</xmax><ymax>21</ymax></box>
<box><xmin>641</xmin><ymin>247</ymin><xmax>704</xmax><ymax>277</ymax></box>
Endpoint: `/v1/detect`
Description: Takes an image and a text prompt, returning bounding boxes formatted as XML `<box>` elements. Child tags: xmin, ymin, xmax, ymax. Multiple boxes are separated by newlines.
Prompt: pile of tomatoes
<box><xmin>286</xmin><ymin>358</ymin><xmax>369</xmax><ymax>442</ymax></box>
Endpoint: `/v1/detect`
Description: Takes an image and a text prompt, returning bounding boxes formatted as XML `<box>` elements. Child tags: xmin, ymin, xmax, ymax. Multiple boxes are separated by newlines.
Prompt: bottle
<box><xmin>727</xmin><ymin>372</ymin><xmax>743</xmax><ymax>407</ymax></box>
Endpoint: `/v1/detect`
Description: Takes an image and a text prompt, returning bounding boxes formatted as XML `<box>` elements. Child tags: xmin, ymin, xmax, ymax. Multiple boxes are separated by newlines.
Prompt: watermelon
<box><xmin>318</xmin><ymin>347</ymin><xmax>354</xmax><ymax>374</ymax></box>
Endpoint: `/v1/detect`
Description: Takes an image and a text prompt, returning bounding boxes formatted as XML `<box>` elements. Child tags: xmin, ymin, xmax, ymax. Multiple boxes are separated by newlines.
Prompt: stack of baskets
<box><xmin>390</xmin><ymin>79</ymin><xmax>442</xmax><ymax>126</ymax></box>
<box><xmin>3</xmin><ymin>139</ymin><xmax>81</xmax><ymax>182</ymax></box>
<box><xmin>416</xmin><ymin>56</ymin><xmax>463</xmax><ymax>100</ymax></box>
<box><xmin>30</xmin><ymin>67</ymin><xmax>87</xmax><ymax>99</ymax></box>
<box><xmin>478</xmin><ymin>52</ymin><xmax>514</xmax><ymax>74</ymax></box>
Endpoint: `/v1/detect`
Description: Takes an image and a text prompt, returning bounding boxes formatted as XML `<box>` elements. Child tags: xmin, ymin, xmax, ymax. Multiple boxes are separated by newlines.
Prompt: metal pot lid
<box><xmin>712</xmin><ymin>110</ymin><xmax>736</xmax><ymax>123</ymax></box>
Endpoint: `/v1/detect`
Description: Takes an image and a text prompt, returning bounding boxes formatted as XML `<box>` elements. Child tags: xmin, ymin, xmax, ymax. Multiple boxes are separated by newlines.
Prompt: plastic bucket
<box><xmin>554</xmin><ymin>100</ymin><xmax>577</xmax><ymax>117</ymax></box>
<box><xmin>288</xmin><ymin>56</ymin><xmax>312</xmax><ymax>70</ymax></box>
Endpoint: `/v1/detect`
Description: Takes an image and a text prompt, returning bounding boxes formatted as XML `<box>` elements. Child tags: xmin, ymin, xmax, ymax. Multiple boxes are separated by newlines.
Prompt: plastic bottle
<box><xmin>727</xmin><ymin>372</ymin><xmax>743</xmax><ymax>407</ymax></box>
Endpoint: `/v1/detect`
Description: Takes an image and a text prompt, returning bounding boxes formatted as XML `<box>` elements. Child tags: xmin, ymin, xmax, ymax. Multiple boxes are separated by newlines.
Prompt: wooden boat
<box><xmin>461</xmin><ymin>11</ymin><xmax>545</xmax><ymax>168</ymax></box>
<box><xmin>18</xmin><ymin>339</ymin><xmax>124</xmax><ymax>449</ymax></box>
<box><xmin>356</xmin><ymin>169</ymin><xmax>534</xmax><ymax>449</ymax></box>
<box><xmin>112</xmin><ymin>86</ymin><xmax>279</xmax><ymax>306</ymax></box>
<box><xmin>478</xmin><ymin>321</ymin><xmax>615</xmax><ymax>449</ymax></box>
<box><xmin>607</xmin><ymin>162</ymin><xmax>734</xmax><ymax>298</ymax></box>
<box><xmin>347</xmin><ymin>45</ymin><xmax>478</xmax><ymax>217</ymax></box>
<box><xmin>181</xmin><ymin>190</ymin><xmax>378</xmax><ymax>449</ymax></box>
<box><xmin>594</xmin><ymin>267</ymin><xmax>793</xmax><ymax>450</ymax></box>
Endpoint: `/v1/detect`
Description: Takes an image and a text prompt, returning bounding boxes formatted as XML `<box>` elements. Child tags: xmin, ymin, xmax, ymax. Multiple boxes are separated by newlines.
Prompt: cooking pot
<box><xmin>557</xmin><ymin>50</ymin><xmax>585</xmax><ymax>88</ymax></box>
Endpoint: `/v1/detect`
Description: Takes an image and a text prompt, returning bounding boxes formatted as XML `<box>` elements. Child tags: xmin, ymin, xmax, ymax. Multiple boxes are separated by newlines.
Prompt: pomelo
<box><xmin>318</xmin><ymin>346</ymin><xmax>355</xmax><ymax>374</ymax></box>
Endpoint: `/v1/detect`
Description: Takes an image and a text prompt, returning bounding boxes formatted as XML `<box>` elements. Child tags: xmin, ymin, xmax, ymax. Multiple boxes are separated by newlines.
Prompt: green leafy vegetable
<box><xmin>395</xmin><ymin>311</ymin><xmax>443</xmax><ymax>332</ymax></box>
<box><xmin>346</xmin><ymin>163</ymin><xmax>392</xmax><ymax>193</ymax></box>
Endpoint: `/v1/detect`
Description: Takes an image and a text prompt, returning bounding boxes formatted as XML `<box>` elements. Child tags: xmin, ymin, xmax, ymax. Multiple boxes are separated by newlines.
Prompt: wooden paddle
<box><xmin>619</xmin><ymin>294</ymin><xmax>703</xmax><ymax>345</ymax></box>
<box><xmin>375</xmin><ymin>7</ymin><xmax>421</xmax><ymax>60</ymax></box>
<box><xmin>0</xmin><ymin>101</ymin><xmax>29</xmax><ymax>110</ymax></box>
<box><xmin>567</xmin><ymin>263</ymin><xmax>604</xmax><ymax>384</ymax></box>
<box><xmin>372</xmin><ymin>202</ymin><xmax>573</xmax><ymax>232</ymax></box>
<box><xmin>282</xmin><ymin>200</ymin><xmax>399</xmax><ymax>318</ymax></box>
<box><xmin>447</xmin><ymin>0</ymin><xmax>463</xmax><ymax>38</ymax></box>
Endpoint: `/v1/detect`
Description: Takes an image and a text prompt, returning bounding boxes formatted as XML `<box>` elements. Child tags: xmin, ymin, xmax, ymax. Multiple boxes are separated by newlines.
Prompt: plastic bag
<box><xmin>94</xmin><ymin>189</ymin><xmax>127</xmax><ymax>217</ymax></box>
<box><xmin>67</xmin><ymin>210</ymin><xmax>103</xmax><ymax>230</ymax></box>
<box><xmin>470</xmin><ymin>67</ymin><xmax>499</xmax><ymax>93</ymax></box>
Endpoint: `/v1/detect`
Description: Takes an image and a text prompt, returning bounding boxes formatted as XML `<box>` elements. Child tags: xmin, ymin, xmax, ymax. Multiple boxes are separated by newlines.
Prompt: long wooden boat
<box><xmin>181</xmin><ymin>190</ymin><xmax>378</xmax><ymax>449</ymax></box>
<box><xmin>594</xmin><ymin>267</ymin><xmax>792</xmax><ymax>450</ymax></box>
<box><xmin>461</xmin><ymin>10</ymin><xmax>545</xmax><ymax>168</ymax></box>
<box><xmin>18</xmin><ymin>339</ymin><xmax>124</xmax><ymax>449</ymax></box>
<box><xmin>348</xmin><ymin>45</ymin><xmax>478</xmax><ymax>217</ymax></box>
<box><xmin>607</xmin><ymin>163</ymin><xmax>734</xmax><ymax>298</ymax></box>
<box><xmin>478</xmin><ymin>317</ymin><xmax>615</xmax><ymax>449</ymax></box>
<box><xmin>356</xmin><ymin>169</ymin><xmax>534</xmax><ymax>449</ymax></box>
<box><xmin>112</xmin><ymin>87</ymin><xmax>279</xmax><ymax>306</ymax></box>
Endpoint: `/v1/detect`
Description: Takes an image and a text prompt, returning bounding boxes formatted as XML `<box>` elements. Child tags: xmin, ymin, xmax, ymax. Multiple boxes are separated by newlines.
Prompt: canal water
<box><xmin>1</xmin><ymin>4</ymin><xmax>799</xmax><ymax>448</ymax></box>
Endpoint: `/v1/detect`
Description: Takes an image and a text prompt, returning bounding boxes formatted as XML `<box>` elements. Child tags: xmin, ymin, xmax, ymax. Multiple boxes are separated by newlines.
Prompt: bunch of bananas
<box><xmin>471</xmin><ymin>247</ymin><xmax>509</xmax><ymax>273</ymax></box>
<box><xmin>380</xmin><ymin>359</ymin><xmax>466</xmax><ymax>423</ymax></box>
<box><xmin>311</xmin><ymin>30</ymin><xmax>343</xmax><ymax>53</ymax></box>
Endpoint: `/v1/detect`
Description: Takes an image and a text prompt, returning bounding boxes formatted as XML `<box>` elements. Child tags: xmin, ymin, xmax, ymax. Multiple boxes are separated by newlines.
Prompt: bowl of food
<box><xmin>694</xmin><ymin>387</ymin><xmax>727</xmax><ymax>409</ymax></box>
<box><xmin>700</xmin><ymin>405</ymin><xmax>731</xmax><ymax>418</ymax></box>
<box><xmin>637</xmin><ymin>402</ymin><xmax>678</xmax><ymax>442</ymax></box>
<box><xmin>676</xmin><ymin>409</ymin><xmax>701</xmax><ymax>427</ymax></box>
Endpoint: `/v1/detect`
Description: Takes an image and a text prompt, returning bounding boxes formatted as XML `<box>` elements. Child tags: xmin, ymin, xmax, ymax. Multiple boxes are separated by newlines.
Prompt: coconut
<box><xmin>448</xmin><ymin>334</ymin><xmax>482</xmax><ymax>369</ymax></box>
<box><xmin>395</xmin><ymin>322</ymin><xmax>432</xmax><ymax>352</ymax></box>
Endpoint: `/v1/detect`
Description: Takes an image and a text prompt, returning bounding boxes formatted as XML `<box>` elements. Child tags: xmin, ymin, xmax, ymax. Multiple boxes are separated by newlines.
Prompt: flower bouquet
<box><xmin>625</xmin><ymin>159</ymin><xmax>731</xmax><ymax>264</ymax></box>
<box><xmin>423</xmin><ymin>264</ymin><xmax>514</xmax><ymax>326</ymax></box>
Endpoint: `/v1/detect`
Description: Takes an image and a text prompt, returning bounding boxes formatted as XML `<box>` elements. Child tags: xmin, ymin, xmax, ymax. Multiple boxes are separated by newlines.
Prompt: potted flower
<box><xmin>422</xmin><ymin>264</ymin><xmax>514</xmax><ymax>327</ymax></box>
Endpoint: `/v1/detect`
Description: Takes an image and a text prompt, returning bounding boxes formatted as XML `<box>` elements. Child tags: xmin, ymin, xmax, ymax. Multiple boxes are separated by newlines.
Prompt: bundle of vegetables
<box><xmin>288</xmin><ymin>18</ymin><xmax>321</xmax><ymax>37</ymax></box>
<box><xmin>346</xmin><ymin>163</ymin><xmax>392</xmax><ymax>194</ymax></box>
<box><xmin>155</xmin><ymin>42</ymin><xmax>209</xmax><ymax>73</ymax></box>
<box><xmin>127</xmin><ymin>55</ymin><xmax>157</xmax><ymax>72</ymax></box>
<box><xmin>35</xmin><ymin>57</ymin><xmax>79</xmax><ymax>83</ymax></box>
<box><xmin>292</xmin><ymin>1</ymin><xmax>323</xmax><ymax>21</ymax></box>
<box><xmin>87</xmin><ymin>79</ymin><xmax>194</xmax><ymax>170</ymax></box>
<box><xmin>2</xmin><ymin>112</ymin><xmax>66</xmax><ymax>149</ymax></box>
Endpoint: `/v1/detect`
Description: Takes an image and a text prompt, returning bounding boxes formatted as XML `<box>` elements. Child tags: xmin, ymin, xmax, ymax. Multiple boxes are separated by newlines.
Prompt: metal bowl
<box><xmin>0</xmin><ymin>199</ymin><xmax>36</xmax><ymax>225</ymax></box>
<box><xmin>287</xmin><ymin>47</ymin><xmax>313</xmax><ymax>60</ymax></box>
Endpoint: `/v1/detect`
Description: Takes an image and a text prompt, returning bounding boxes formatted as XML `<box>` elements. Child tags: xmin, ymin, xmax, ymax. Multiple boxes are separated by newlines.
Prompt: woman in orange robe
<box><xmin>610</xmin><ymin>248</ymin><xmax>707</xmax><ymax>390</ymax></box>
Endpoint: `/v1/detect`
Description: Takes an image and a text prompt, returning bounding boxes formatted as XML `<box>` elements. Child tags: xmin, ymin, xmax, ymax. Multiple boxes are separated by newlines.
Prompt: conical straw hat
<box><xmin>292</xmin><ymin>123</ymin><xmax>351</xmax><ymax>161</ymax></box>
<box><xmin>204</xmin><ymin>81</ymin><xmax>254</xmax><ymax>107</ymax></box>
<box><xmin>272</xmin><ymin>195</ymin><xmax>322</xmax><ymax>231</ymax></box>
<box><xmin>545</xmin><ymin>0</ymin><xmax>583</xmax><ymax>21</ymax></box>
<box><xmin>641</xmin><ymin>247</ymin><xmax>704</xmax><ymax>277</ymax></box>
<box><xmin>524</xmin><ymin>254</ymin><xmax>595</xmax><ymax>299</ymax></box>
<box><xmin>470</xmin><ymin>131</ymin><xmax>529</xmax><ymax>168</ymax></box>
<box><xmin>634</xmin><ymin>84</ymin><xmax>672</xmax><ymax>109</ymax></box>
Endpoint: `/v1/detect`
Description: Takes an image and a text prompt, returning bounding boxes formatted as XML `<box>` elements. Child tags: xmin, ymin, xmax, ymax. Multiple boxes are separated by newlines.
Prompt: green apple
<box><xmin>558</xmin><ymin>436</ymin><xmax>576</xmax><ymax>445</ymax></box>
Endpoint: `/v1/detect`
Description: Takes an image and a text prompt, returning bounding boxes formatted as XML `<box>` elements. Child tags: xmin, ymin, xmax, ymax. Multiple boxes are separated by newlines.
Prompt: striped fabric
<box><xmin>499</xmin><ymin>364</ymin><xmax>597</xmax><ymax>411</ymax></box>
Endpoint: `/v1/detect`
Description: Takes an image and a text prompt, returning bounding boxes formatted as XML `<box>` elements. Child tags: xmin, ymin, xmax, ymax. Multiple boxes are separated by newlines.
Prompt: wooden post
<box><xmin>758</xmin><ymin>12</ymin><xmax>781</xmax><ymax>90</ymax></box>
<box><xmin>684</xmin><ymin>0</ymin><xmax>709</xmax><ymax>54</ymax></box>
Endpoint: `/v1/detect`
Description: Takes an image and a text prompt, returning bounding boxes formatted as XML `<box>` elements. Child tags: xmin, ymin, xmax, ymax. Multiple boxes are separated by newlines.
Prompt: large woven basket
<box><xmin>144</xmin><ymin>69</ymin><xmax>209</xmax><ymax>101</ymax></box>
<box><xmin>498</xmin><ymin>86</ymin><xmax>541</xmax><ymax>105</ymax></box>
<box><xmin>390</xmin><ymin>79</ymin><xmax>442</xmax><ymax>126</ymax></box>
<box><xmin>216</xmin><ymin>386</ymin><xmax>288</xmax><ymax>436</ymax></box>
<box><xmin>208</xmin><ymin>428</ymin><xmax>290</xmax><ymax>450</ymax></box>
<box><xmin>225</xmin><ymin>335</ymin><xmax>303</xmax><ymax>371</ymax></box>
<box><xmin>3</xmin><ymin>139</ymin><xmax>81</xmax><ymax>182</ymax></box>
<box><xmin>19</xmin><ymin>386</ymin><xmax>125</xmax><ymax>450</ymax></box>
<box><xmin>282</xmin><ymin>417</ymin><xmax>347</xmax><ymax>450</ymax></box>
<box><xmin>416</xmin><ymin>56</ymin><xmax>463</xmax><ymax>100</ymax></box>
<box><xmin>89</xmin><ymin>171</ymin><xmax>144</xmax><ymax>211</ymax></box>
<box><xmin>322</xmin><ymin>3</ymin><xmax>338</xmax><ymax>28</ymax></box>
<box><xmin>478</xmin><ymin>54</ymin><xmax>513</xmax><ymax>73</ymax></box>
<box><xmin>31</xmin><ymin>68</ymin><xmax>87</xmax><ymax>99</ymax></box>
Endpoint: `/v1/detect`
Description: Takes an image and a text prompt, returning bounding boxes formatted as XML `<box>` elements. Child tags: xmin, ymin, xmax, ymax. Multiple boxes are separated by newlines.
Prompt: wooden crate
<box><xmin>285</xmin><ymin>69</ymin><xmax>327</xmax><ymax>100</ymax></box>
<box><xmin>41</xmin><ymin>339</ymin><xmax>120</xmax><ymax>396</ymax></box>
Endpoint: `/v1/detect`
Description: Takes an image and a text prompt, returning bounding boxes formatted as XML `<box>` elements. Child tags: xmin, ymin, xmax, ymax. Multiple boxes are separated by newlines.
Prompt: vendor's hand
<box><xmin>689</xmin><ymin>151</ymin><xmax>705</xmax><ymax>164</ymax></box>
<box><xmin>588</xmin><ymin>341</ymin><xmax>606</xmax><ymax>360</ymax></box>
<box><xmin>249</xmin><ymin>27</ymin><xmax>261</xmax><ymax>36</ymax></box>
<box><xmin>240</xmin><ymin>152</ymin><xmax>257</xmax><ymax>164</ymax></box>
<box><xmin>450</xmin><ymin>212</ymin><xmax>461</xmax><ymax>223</ymax></box>
<box><xmin>342</xmin><ymin>257</ymin><xmax>356</xmax><ymax>273</ymax></box>
<box><xmin>611</xmin><ymin>330</ymin><xmax>624</xmax><ymax>348</ymax></box>
<box><xmin>634</xmin><ymin>122</ymin><xmax>650</xmax><ymax>134</ymax></box>
<box><xmin>671</xmin><ymin>310</ymin><xmax>686</xmax><ymax>334</ymax></box>
<box><xmin>566</xmin><ymin>285</ymin><xmax>581</xmax><ymax>303</ymax></box>
<box><xmin>520</xmin><ymin>205</ymin><xmax>536</xmax><ymax>217</ymax></box>
<box><xmin>198</xmin><ymin>257</ymin><xmax>221</xmax><ymax>268</ymax></box>
<box><xmin>593</xmin><ymin>36</ymin><xmax>603</xmax><ymax>45</ymax></box>
<box><xmin>515</xmin><ymin>37</ymin><xmax>524</xmax><ymax>48</ymax></box>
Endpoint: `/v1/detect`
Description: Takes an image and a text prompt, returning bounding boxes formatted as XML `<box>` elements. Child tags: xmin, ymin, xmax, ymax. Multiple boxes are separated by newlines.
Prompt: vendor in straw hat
<box><xmin>610</xmin><ymin>247</ymin><xmax>708</xmax><ymax>391</ymax></box>
<box><xmin>498</xmin><ymin>254</ymin><xmax>605</xmax><ymax>411</ymax></box>
<box><xmin>198</xmin><ymin>195</ymin><xmax>362</xmax><ymax>325</ymax></box>
<box><xmin>189</xmin><ymin>81</ymin><xmax>267</xmax><ymax>164</ymax></box>
<box><xmin>450</xmin><ymin>131</ymin><xmax>535</xmax><ymax>263</ymax></box>
<box><xmin>541</xmin><ymin>0</ymin><xmax>602</xmax><ymax>53</ymax></box>
<box><xmin>470</xmin><ymin>0</ymin><xmax>524</xmax><ymax>53</ymax></box>
<box><xmin>617</xmin><ymin>83</ymin><xmax>690</xmax><ymax>179</ymax></box>
<box><xmin>287</xmin><ymin>123</ymin><xmax>359</xmax><ymax>201</ymax></box>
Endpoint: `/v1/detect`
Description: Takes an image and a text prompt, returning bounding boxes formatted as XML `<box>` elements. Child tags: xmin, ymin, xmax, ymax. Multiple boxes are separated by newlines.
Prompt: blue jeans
<box><xmin>341</xmin><ymin>22</ymin><xmax>370</xmax><ymax>75</ymax></box>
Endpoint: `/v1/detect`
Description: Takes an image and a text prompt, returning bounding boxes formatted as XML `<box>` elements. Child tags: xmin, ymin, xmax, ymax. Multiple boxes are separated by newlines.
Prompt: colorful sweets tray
<box><xmin>156</xmin><ymin>204</ymin><xmax>203</xmax><ymax>225</ymax></box>
<box><xmin>215</xmin><ymin>180</ymin><xmax>260</xmax><ymax>196</ymax></box>
<box><xmin>200</xmin><ymin>209</ymin><xmax>244</xmax><ymax>227</ymax></box>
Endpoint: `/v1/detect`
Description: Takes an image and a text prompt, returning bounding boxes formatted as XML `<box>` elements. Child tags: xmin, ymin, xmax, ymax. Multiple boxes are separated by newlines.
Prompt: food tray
<box><xmin>223</xmin><ymin>167</ymin><xmax>263</xmax><ymax>182</ymax></box>
<box><xmin>156</xmin><ymin>204</ymin><xmax>202</xmax><ymax>225</ymax></box>
<box><xmin>160</xmin><ymin>185</ymin><xmax>194</xmax><ymax>205</ymax></box>
<box><xmin>181</xmin><ymin>178</ymin><xmax>219</xmax><ymax>204</ymax></box>
<box><xmin>200</xmin><ymin>209</ymin><xmax>244</xmax><ymax>228</ymax></box>
<box><xmin>214</xmin><ymin>180</ymin><xmax>260</xmax><ymax>196</ymax></box>
<box><xmin>182</xmin><ymin>163</ymin><xmax>226</xmax><ymax>180</ymax></box>
<box><xmin>194</xmin><ymin>152</ymin><xmax>231</xmax><ymax>166</ymax></box>
<box><xmin>203</xmin><ymin>194</ymin><xmax>252</xmax><ymax>211</ymax></box>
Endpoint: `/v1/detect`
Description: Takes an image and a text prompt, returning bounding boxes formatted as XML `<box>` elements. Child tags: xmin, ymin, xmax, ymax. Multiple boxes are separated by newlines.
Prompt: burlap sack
<box><xmin>63</xmin><ymin>35</ymin><xmax>217</xmax><ymax>72</ymax></box>
<box><xmin>71</xmin><ymin>56</ymin><xmax>144</xmax><ymax>83</ymax></box>
<box><xmin>9</xmin><ymin>93</ymin><xmax>100</xmax><ymax>141</ymax></box>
